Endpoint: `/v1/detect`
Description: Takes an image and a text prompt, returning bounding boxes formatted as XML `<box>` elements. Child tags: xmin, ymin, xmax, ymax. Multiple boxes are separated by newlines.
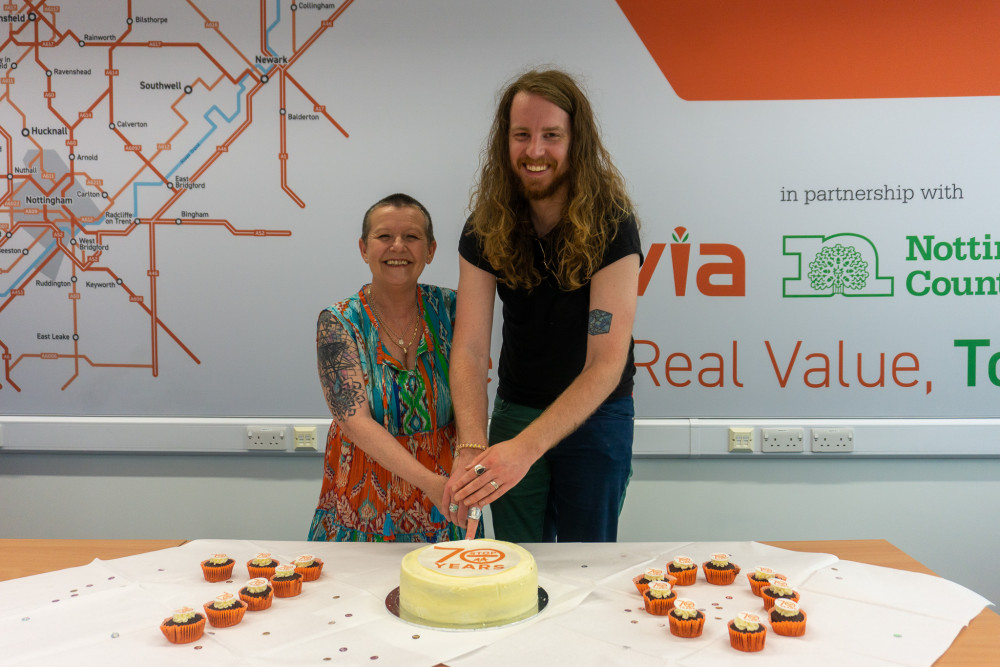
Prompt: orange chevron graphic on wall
<box><xmin>615</xmin><ymin>0</ymin><xmax>1000</xmax><ymax>100</ymax></box>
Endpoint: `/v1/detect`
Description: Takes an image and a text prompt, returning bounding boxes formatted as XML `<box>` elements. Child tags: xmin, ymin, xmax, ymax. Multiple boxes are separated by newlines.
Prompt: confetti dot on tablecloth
<box><xmin>262</xmin><ymin>632</ymin><xmax>270</xmax><ymax>636</ymax></box>
<box><xmin>21</xmin><ymin>617</ymin><xmax>29</xmax><ymax>622</ymax></box>
<box><xmin>110</xmin><ymin>632</ymin><xmax>119</xmax><ymax>639</ymax></box>
<box><xmin>332</xmin><ymin>595</ymin><xmax>340</xmax><ymax>599</ymax></box>
<box><xmin>194</xmin><ymin>646</ymin><xmax>203</xmax><ymax>650</ymax></box>
<box><xmin>324</xmin><ymin>659</ymin><xmax>332</xmax><ymax>662</ymax></box>
<box><xmin>894</xmin><ymin>633</ymin><xmax>903</xmax><ymax>638</ymax></box>
<box><xmin>581</xmin><ymin>564</ymin><xmax>588</xmax><ymax>568</ymax></box>
<box><xmin>624</xmin><ymin>609</ymin><xmax>632</xmax><ymax>613</ymax></box>
<box><xmin>836</xmin><ymin>577</ymin><xmax>843</xmax><ymax>580</ymax></box>
<box><xmin>630</xmin><ymin>620</ymin><xmax>638</xmax><ymax>625</ymax></box>
<box><xmin>107</xmin><ymin>577</ymin><xmax>115</xmax><ymax>580</ymax></box>
<box><xmin>715</xmin><ymin>616</ymin><xmax>723</xmax><ymax>620</ymax></box>
<box><xmin>411</xmin><ymin>635</ymin><xmax>420</xmax><ymax>639</ymax></box>
<box><xmin>345</xmin><ymin>613</ymin><xmax>353</xmax><ymax>618</ymax></box>
<box><xmin>70</xmin><ymin>589</ymin><xmax>78</xmax><ymax>593</ymax></box>
<box><xmin>328</xmin><ymin>621</ymin><xmax>336</xmax><ymax>625</ymax></box>
<box><xmin>71</xmin><ymin>594</ymin><xmax>78</xmax><ymax>598</ymax></box>
<box><xmin>339</xmin><ymin>647</ymin><xmax>348</xmax><ymax>653</ymax></box>
<box><xmin>725</xmin><ymin>596</ymin><xmax>733</xmax><ymax>600</ymax></box>
<box><xmin>51</xmin><ymin>599</ymin><xmax>59</xmax><ymax>603</ymax></box>
<box><xmin>158</xmin><ymin>568</ymin><xmax>165</xmax><ymax>572</ymax></box>
<box><xmin>86</xmin><ymin>584</ymin><xmax>93</xmax><ymax>588</ymax></box>
<box><xmin>370</xmin><ymin>657</ymin><xmax>379</xmax><ymax>661</ymax></box>
<box><xmin>831</xmin><ymin>567</ymin><xmax>838</xmax><ymax>571</ymax></box>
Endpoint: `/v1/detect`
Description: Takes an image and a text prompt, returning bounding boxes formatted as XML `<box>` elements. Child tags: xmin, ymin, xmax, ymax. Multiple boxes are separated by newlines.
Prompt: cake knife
<box><xmin>465</xmin><ymin>506</ymin><xmax>482</xmax><ymax>540</ymax></box>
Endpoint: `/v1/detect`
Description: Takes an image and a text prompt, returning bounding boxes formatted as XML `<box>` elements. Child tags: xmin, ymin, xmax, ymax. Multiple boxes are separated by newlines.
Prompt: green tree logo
<box><xmin>808</xmin><ymin>244</ymin><xmax>869</xmax><ymax>295</ymax></box>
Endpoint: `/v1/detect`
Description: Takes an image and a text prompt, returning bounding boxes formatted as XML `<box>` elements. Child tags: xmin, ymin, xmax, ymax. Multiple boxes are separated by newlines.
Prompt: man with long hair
<box><xmin>444</xmin><ymin>68</ymin><xmax>642</xmax><ymax>542</ymax></box>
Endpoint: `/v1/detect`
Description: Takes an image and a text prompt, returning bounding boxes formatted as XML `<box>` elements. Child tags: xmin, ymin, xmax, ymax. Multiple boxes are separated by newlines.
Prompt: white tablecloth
<box><xmin>0</xmin><ymin>540</ymin><xmax>990</xmax><ymax>666</ymax></box>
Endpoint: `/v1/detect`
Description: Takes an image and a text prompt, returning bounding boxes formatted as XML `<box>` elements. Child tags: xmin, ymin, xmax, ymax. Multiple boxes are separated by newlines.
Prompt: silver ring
<box><xmin>473</xmin><ymin>463</ymin><xmax>487</xmax><ymax>476</ymax></box>
<box><xmin>467</xmin><ymin>506</ymin><xmax>482</xmax><ymax>520</ymax></box>
<box><xmin>489</xmin><ymin>480</ymin><xmax>500</xmax><ymax>491</ymax></box>
<box><xmin>448</xmin><ymin>503</ymin><xmax>459</xmax><ymax>513</ymax></box>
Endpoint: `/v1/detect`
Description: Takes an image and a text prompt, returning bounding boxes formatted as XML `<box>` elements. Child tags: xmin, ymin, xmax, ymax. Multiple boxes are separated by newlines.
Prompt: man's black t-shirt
<box><xmin>458</xmin><ymin>214</ymin><xmax>642</xmax><ymax>409</ymax></box>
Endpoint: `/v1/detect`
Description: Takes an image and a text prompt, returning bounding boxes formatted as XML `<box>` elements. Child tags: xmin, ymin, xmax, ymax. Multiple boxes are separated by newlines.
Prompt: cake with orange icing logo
<box><xmin>398</xmin><ymin>539</ymin><xmax>538</xmax><ymax>628</ymax></box>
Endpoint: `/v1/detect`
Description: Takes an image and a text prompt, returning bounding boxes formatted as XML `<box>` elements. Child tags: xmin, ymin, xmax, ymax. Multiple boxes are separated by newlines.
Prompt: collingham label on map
<box><xmin>418</xmin><ymin>544</ymin><xmax>520</xmax><ymax>578</ymax></box>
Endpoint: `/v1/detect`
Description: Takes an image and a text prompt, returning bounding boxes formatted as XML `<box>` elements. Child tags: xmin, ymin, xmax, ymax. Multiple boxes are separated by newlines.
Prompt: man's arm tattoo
<box><xmin>317</xmin><ymin>311</ymin><xmax>366</xmax><ymax>422</ymax></box>
<box><xmin>588</xmin><ymin>309</ymin><xmax>613</xmax><ymax>335</ymax></box>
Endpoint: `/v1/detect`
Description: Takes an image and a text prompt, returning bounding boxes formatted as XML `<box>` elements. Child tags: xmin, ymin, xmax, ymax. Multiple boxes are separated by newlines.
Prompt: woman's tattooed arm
<box><xmin>317</xmin><ymin>310</ymin><xmax>367</xmax><ymax>423</ymax></box>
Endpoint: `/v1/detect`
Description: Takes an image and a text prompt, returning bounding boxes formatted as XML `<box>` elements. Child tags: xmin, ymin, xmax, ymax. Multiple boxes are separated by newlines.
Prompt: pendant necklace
<box><xmin>368</xmin><ymin>284</ymin><xmax>421</xmax><ymax>354</ymax></box>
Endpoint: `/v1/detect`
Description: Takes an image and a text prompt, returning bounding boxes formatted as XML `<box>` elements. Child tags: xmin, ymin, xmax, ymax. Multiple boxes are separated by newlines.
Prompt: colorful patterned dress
<box><xmin>308</xmin><ymin>283</ymin><xmax>463</xmax><ymax>542</ymax></box>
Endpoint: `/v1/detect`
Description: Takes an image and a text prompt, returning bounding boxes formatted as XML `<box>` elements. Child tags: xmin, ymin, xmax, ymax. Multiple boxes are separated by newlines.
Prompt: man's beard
<box><xmin>515</xmin><ymin>163</ymin><xmax>571</xmax><ymax>201</ymax></box>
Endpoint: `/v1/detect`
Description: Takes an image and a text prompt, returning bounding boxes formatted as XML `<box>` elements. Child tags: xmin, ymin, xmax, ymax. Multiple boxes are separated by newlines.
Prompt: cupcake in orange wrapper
<box><xmin>747</xmin><ymin>566</ymin><xmax>784</xmax><ymax>596</ymax></box>
<box><xmin>667</xmin><ymin>598</ymin><xmax>705</xmax><ymax>638</ymax></box>
<box><xmin>666</xmin><ymin>556</ymin><xmax>698</xmax><ymax>586</ymax></box>
<box><xmin>702</xmin><ymin>552</ymin><xmax>740</xmax><ymax>585</ymax></box>
<box><xmin>642</xmin><ymin>580</ymin><xmax>676</xmax><ymax>615</ymax></box>
<box><xmin>159</xmin><ymin>606</ymin><xmax>206</xmax><ymax>644</ymax></box>
<box><xmin>769</xmin><ymin>598</ymin><xmax>807</xmax><ymax>636</ymax></box>
<box><xmin>247</xmin><ymin>552</ymin><xmax>279</xmax><ymax>579</ymax></box>
<box><xmin>728</xmin><ymin>611</ymin><xmax>767</xmax><ymax>652</ymax></box>
<box><xmin>761</xmin><ymin>578</ymin><xmax>800</xmax><ymax>611</ymax></box>
<box><xmin>270</xmin><ymin>564</ymin><xmax>303</xmax><ymax>598</ymax></box>
<box><xmin>203</xmin><ymin>592</ymin><xmax>247</xmax><ymax>628</ymax></box>
<box><xmin>201</xmin><ymin>553</ymin><xmax>235</xmax><ymax>583</ymax></box>
<box><xmin>632</xmin><ymin>567</ymin><xmax>676</xmax><ymax>595</ymax></box>
<box><xmin>293</xmin><ymin>554</ymin><xmax>324</xmax><ymax>582</ymax></box>
<box><xmin>239</xmin><ymin>577</ymin><xmax>274</xmax><ymax>611</ymax></box>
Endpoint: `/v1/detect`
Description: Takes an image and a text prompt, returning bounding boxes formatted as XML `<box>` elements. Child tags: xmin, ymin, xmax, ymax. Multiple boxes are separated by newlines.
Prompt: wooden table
<box><xmin>0</xmin><ymin>538</ymin><xmax>995</xmax><ymax>665</ymax></box>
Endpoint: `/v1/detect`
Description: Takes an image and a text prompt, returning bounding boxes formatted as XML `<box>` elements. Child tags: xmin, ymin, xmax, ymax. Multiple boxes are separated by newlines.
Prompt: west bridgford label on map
<box><xmin>140</xmin><ymin>81</ymin><xmax>182</xmax><ymax>90</ymax></box>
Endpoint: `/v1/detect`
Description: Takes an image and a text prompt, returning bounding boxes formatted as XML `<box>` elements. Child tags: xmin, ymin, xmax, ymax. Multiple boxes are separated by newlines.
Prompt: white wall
<box><xmin>2</xmin><ymin>452</ymin><xmax>997</xmax><ymax>607</ymax></box>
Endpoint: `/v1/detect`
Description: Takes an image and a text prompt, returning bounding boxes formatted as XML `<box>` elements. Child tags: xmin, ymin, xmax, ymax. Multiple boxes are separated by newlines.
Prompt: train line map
<box><xmin>0</xmin><ymin>0</ymin><xmax>351</xmax><ymax>397</ymax></box>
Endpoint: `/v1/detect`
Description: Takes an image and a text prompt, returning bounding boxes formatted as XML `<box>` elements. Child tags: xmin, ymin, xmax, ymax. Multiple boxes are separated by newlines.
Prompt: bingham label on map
<box><xmin>418</xmin><ymin>544</ymin><xmax>520</xmax><ymax>578</ymax></box>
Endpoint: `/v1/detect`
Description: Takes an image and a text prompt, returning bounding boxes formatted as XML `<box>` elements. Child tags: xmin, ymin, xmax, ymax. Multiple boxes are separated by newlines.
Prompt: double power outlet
<box><xmin>729</xmin><ymin>427</ymin><xmax>854</xmax><ymax>453</ymax></box>
<box><xmin>245</xmin><ymin>426</ymin><xmax>319</xmax><ymax>451</ymax></box>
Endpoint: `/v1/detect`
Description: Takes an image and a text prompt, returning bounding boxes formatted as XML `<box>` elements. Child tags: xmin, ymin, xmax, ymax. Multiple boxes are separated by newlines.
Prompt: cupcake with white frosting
<box><xmin>270</xmin><ymin>563</ymin><xmax>303</xmax><ymax>598</ymax></box>
<box><xmin>203</xmin><ymin>591</ymin><xmax>247</xmax><ymax>627</ymax></box>
<box><xmin>642</xmin><ymin>580</ymin><xmax>676</xmax><ymax>615</ymax></box>
<box><xmin>761</xmin><ymin>578</ymin><xmax>799</xmax><ymax>611</ymax></box>
<box><xmin>201</xmin><ymin>553</ymin><xmax>235</xmax><ymax>582</ymax></box>
<box><xmin>667</xmin><ymin>598</ymin><xmax>705</xmax><ymax>638</ymax></box>
<box><xmin>769</xmin><ymin>598</ymin><xmax>807</xmax><ymax>636</ymax></box>
<box><xmin>292</xmin><ymin>554</ymin><xmax>324</xmax><ymax>582</ymax></box>
<box><xmin>747</xmin><ymin>565</ymin><xmax>784</xmax><ymax>596</ymax></box>
<box><xmin>247</xmin><ymin>552</ymin><xmax>279</xmax><ymax>579</ymax></box>
<box><xmin>159</xmin><ymin>606</ymin><xmax>206</xmax><ymax>644</ymax></box>
<box><xmin>632</xmin><ymin>567</ymin><xmax>676</xmax><ymax>595</ymax></box>
<box><xmin>728</xmin><ymin>611</ymin><xmax>767</xmax><ymax>652</ymax></box>
<box><xmin>667</xmin><ymin>555</ymin><xmax>698</xmax><ymax>586</ymax></box>
<box><xmin>239</xmin><ymin>577</ymin><xmax>274</xmax><ymax>611</ymax></box>
<box><xmin>702</xmin><ymin>552</ymin><xmax>741</xmax><ymax>585</ymax></box>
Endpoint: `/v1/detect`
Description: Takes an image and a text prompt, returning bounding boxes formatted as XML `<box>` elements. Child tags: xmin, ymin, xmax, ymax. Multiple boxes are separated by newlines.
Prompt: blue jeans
<box><xmin>488</xmin><ymin>395</ymin><xmax>634</xmax><ymax>543</ymax></box>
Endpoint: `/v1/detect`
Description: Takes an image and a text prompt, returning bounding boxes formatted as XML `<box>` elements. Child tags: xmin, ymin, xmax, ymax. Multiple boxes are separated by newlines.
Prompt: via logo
<box><xmin>782</xmin><ymin>233</ymin><xmax>894</xmax><ymax>297</ymax></box>
<box><xmin>638</xmin><ymin>227</ymin><xmax>745</xmax><ymax>297</ymax></box>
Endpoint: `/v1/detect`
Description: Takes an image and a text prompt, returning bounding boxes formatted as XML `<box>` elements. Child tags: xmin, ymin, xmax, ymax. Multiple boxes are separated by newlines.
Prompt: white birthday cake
<box><xmin>398</xmin><ymin>539</ymin><xmax>538</xmax><ymax>627</ymax></box>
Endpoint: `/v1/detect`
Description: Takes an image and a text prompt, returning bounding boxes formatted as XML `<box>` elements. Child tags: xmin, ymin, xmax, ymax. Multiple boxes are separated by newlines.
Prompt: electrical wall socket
<box><xmin>728</xmin><ymin>427</ymin><xmax>753</xmax><ymax>452</ymax></box>
<box><xmin>246</xmin><ymin>425</ymin><xmax>288</xmax><ymax>451</ymax></box>
<box><xmin>761</xmin><ymin>427</ymin><xmax>805</xmax><ymax>452</ymax></box>
<box><xmin>811</xmin><ymin>427</ymin><xmax>854</xmax><ymax>452</ymax></box>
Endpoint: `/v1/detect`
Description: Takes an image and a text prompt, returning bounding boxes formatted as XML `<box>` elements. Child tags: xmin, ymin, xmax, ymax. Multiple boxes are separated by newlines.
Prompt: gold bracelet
<box><xmin>456</xmin><ymin>442</ymin><xmax>487</xmax><ymax>452</ymax></box>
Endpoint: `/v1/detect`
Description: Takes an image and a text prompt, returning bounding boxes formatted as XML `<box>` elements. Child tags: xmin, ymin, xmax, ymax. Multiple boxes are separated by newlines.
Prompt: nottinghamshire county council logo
<box><xmin>782</xmin><ymin>233</ymin><xmax>894</xmax><ymax>297</ymax></box>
